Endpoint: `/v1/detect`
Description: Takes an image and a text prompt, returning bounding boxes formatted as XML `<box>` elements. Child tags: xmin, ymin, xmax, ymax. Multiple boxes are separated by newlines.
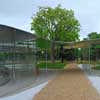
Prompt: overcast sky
<box><xmin>0</xmin><ymin>0</ymin><xmax>100</xmax><ymax>40</ymax></box>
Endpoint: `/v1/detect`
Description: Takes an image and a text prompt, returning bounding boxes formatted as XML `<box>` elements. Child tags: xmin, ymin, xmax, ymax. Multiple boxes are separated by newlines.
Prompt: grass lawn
<box><xmin>93</xmin><ymin>66</ymin><xmax>100</xmax><ymax>70</ymax></box>
<box><xmin>37</xmin><ymin>62</ymin><xmax>66</xmax><ymax>69</ymax></box>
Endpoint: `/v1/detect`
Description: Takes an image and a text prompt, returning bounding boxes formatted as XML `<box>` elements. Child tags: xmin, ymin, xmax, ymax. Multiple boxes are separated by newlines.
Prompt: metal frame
<box><xmin>0</xmin><ymin>25</ymin><xmax>36</xmax><ymax>85</ymax></box>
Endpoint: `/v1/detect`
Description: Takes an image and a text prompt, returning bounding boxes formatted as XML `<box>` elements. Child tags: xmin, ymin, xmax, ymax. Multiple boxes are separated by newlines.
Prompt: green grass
<box><xmin>93</xmin><ymin>66</ymin><xmax>100</xmax><ymax>70</ymax></box>
<box><xmin>77</xmin><ymin>60</ymin><xmax>100</xmax><ymax>70</ymax></box>
<box><xmin>37</xmin><ymin>62</ymin><xmax>66</xmax><ymax>69</ymax></box>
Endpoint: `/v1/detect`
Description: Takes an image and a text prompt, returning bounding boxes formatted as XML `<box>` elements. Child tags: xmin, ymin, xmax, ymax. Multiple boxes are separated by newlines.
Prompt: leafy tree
<box><xmin>31</xmin><ymin>5</ymin><xmax>80</xmax><ymax>63</ymax></box>
<box><xmin>88</xmin><ymin>32</ymin><xmax>100</xmax><ymax>39</ymax></box>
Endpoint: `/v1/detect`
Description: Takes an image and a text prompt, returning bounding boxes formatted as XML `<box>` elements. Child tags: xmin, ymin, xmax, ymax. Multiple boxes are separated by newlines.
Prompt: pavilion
<box><xmin>1</xmin><ymin>24</ymin><xmax>100</xmax><ymax>86</ymax></box>
<box><xmin>0</xmin><ymin>24</ymin><xmax>36</xmax><ymax>85</ymax></box>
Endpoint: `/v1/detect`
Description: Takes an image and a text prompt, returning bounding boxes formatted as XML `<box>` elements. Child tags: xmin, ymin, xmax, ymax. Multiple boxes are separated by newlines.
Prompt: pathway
<box><xmin>34</xmin><ymin>63</ymin><xmax>100</xmax><ymax>100</ymax></box>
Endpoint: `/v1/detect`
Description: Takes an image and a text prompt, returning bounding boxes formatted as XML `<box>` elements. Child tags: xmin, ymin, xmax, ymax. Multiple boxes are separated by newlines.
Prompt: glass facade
<box><xmin>0</xmin><ymin>25</ymin><xmax>36</xmax><ymax>86</ymax></box>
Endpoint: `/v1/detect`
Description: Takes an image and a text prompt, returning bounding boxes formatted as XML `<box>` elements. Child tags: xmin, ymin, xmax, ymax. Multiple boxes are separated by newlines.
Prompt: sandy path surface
<box><xmin>34</xmin><ymin>63</ymin><xmax>100</xmax><ymax>100</ymax></box>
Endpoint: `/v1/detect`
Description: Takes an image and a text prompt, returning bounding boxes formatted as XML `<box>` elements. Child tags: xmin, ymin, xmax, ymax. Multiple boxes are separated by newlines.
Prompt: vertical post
<box><xmin>77</xmin><ymin>48</ymin><xmax>79</xmax><ymax>63</ymax></box>
<box><xmin>60</xmin><ymin>45</ymin><xmax>64</xmax><ymax>63</ymax></box>
<box><xmin>89</xmin><ymin>47</ymin><xmax>90</xmax><ymax>64</ymax></box>
<box><xmin>26</xmin><ymin>40</ymin><xmax>30</xmax><ymax>70</ymax></box>
<box><xmin>78</xmin><ymin>48</ymin><xmax>81</xmax><ymax>63</ymax></box>
<box><xmin>89</xmin><ymin>46</ymin><xmax>91</xmax><ymax>73</ymax></box>
<box><xmin>45</xmin><ymin>49</ymin><xmax>48</xmax><ymax>72</ymax></box>
<box><xmin>12</xmin><ymin>32</ymin><xmax>16</xmax><ymax>82</ymax></box>
<box><xmin>34</xmin><ymin>40</ymin><xmax>39</xmax><ymax>76</ymax></box>
<box><xmin>13</xmin><ymin>31</ymin><xmax>16</xmax><ymax>81</ymax></box>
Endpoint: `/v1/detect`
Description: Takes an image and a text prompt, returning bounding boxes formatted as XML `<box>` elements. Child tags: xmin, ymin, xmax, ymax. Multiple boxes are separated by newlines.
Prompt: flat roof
<box><xmin>59</xmin><ymin>39</ymin><xmax>100</xmax><ymax>49</ymax></box>
<box><xmin>35</xmin><ymin>38</ymin><xmax>100</xmax><ymax>49</ymax></box>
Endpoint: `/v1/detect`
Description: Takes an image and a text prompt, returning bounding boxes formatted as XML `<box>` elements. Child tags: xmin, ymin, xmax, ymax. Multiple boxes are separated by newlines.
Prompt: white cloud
<box><xmin>0</xmin><ymin>0</ymin><xmax>100</xmax><ymax>39</ymax></box>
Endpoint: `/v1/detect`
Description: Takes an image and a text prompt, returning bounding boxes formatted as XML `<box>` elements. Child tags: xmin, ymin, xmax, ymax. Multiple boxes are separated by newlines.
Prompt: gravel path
<box><xmin>34</xmin><ymin>63</ymin><xmax>100</xmax><ymax>100</ymax></box>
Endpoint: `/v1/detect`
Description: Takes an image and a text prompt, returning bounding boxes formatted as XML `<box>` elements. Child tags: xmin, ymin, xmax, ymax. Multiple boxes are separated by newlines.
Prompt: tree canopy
<box><xmin>31</xmin><ymin>5</ymin><xmax>80</xmax><ymax>42</ymax></box>
<box><xmin>88</xmin><ymin>32</ymin><xmax>100</xmax><ymax>39</ymax></box>
<box><xmin>84</xmin><ymin>32</ymin><xmax>100</xmax><ymax>40</ymax></box>
<box><xmin>31</xmin><ymin>5</ymin><xmax>80</xmax><ymax>63</ymax></box>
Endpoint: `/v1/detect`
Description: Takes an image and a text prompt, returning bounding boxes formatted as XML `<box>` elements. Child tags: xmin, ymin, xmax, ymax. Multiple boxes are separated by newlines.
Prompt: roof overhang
<box><xmin>63</xmin><ymin>39</ymin><xmax>100</xmax><ymax>49</ymax></box>
<box><xmin>0</xmin><ymin>24</ymin><xmax>36</xmax><ymax>43</ymax></box>
<box><xmin>54</xmin><ymin>39</ymin><xmax>100</xmax><ymax>49</ymax></box>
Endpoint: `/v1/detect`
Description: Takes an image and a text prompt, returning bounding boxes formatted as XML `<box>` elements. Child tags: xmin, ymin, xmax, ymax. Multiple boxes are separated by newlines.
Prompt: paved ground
<box><xmin>34</xmin><ymin>63</ymin><xmax>100</xmax><ymax>100</ymax></box>
<box><xmin>0</xmin><ymin>70</ymin><xmax>58</xmax><ymax>97</ymax></box>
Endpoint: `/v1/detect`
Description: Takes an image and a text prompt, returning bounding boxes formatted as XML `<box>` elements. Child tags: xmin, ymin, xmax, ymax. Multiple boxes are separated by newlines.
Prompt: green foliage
<box><xmin>93</xmin><ymin>66</ymin><xmax>100</xmax><ymax>70</ymax></box>
<box><xmin>87</xmin><ymin>32</ymin><xmax>100</xmax><ymax>40</ymax></box>
<box><xmin>31</xmin><ymin>5</ymin><xmax>80</xmax><ymax>42</ymax></box>
<box><xmin>37</xmin><ymin>61</ymin><xmax>65</xmax><ymax>69</ymax></box>
<box><xmin>95</xmin><ymin>45</ymin><xmax>100</xmax><ymax>48</ymax></box>
<box><xmin>36</xmin><ymin>38</ymin><xmax>50</xmax><ymax>49</ymax></box>
<box><xmin>0</xmin><ymin>53</ymin><xmax>9</xmax><ymax>60</ymax></box>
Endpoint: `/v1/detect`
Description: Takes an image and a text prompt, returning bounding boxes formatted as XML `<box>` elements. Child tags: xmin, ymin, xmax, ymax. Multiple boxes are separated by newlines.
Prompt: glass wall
<box><xmin>0</xmin><ymin>39</ymin><xmax>36</xmax><ymax>86</ymax></box>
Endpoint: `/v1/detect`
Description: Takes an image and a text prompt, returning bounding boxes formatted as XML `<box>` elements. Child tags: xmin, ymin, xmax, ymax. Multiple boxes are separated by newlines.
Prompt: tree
<box><xmin>31</xmin><ymin>5</ymin><xmax>80</xmax><ymax>63</ymax></box>
<box><xmin>88</xmin><ymin>32</ymin><xmax>100</xmax><ymax>39</ymax></box>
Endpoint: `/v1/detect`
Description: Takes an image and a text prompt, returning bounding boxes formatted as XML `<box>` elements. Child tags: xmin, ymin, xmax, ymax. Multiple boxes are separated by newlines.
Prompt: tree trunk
<box><xmin>60</xmin><ymin>45</ymin><xmax>64</xmax><ymax>63</ymax></box>
<box><xmin>61</xmin><ymin>54</ymin><xmax>64</xmax><ymax>63</ymax></box>
<box><xmin>51</xmin><ymin>41</ymin><xmax>55</xmax><ymax>63</ymax></box>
